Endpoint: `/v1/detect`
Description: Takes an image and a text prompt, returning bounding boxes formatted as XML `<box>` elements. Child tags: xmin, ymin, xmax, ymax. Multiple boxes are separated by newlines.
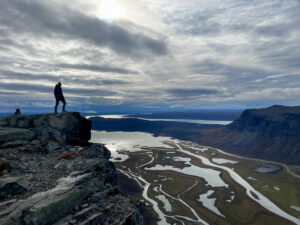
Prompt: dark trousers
<box><xmin>55</xmin><ymin>98</ymin><xmax>66</xmax><ymax>113</ymax></box>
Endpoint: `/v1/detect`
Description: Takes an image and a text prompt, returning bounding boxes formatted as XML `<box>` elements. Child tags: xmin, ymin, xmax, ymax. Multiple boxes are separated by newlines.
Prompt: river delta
<box><xmin>91</xmin><ymin>131</ymin><xmax>300</xmax><ymax>225</ymax></box>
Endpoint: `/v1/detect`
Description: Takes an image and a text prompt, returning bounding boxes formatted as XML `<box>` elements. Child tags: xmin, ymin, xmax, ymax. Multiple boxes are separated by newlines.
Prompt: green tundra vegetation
<box><xmin>115</xmin><ymin>141</ymin><xmax>300</xmax><ymax>225</ymax></box>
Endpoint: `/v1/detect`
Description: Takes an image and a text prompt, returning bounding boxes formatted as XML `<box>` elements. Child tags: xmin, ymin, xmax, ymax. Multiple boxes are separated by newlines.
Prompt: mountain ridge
<box><xmin>199</xmin><ymin>105</ymin><xmax>300</xmax><ymax>165</ymax></box>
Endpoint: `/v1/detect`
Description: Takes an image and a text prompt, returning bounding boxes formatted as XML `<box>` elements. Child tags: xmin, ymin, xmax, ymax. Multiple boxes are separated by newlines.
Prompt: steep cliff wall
<box><xmin>0</xmin><ymin>112</ymin><xmax>143</xmax><ymax>225</ymax></box>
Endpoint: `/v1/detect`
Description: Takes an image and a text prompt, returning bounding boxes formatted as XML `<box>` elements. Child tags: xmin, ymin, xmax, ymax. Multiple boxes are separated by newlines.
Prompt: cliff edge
<box><xmin>0</xmin><ymin>112</ymin><xmax>143</xmax><ymax>225</ymax></box>
<box><xmin>0</xmin><ymin>112</ymin><xmax>91</xmax><ymax>145</ymax></box>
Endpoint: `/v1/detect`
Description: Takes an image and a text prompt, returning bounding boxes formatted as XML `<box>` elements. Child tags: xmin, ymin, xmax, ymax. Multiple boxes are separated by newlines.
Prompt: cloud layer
<box><xmin>0</xmin><ymin>0</ymin><xmax>299</xmax><ymax>112</ymax></box>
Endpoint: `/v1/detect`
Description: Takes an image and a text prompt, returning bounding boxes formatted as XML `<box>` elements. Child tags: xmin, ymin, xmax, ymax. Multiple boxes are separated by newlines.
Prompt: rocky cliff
<box><xmin>0</xmin><ymin>112</ymin><xmax>91</xmax><ymax>145</ymax></box>
<box><xmin>0</xmin><ymin>112</ymin><xmax>143</xmax><ymax>225</ymax></box>
<box><xmin>199</xmin><ymin>105</ymin><xmax>300</xmax><ymax>165</ymax></box>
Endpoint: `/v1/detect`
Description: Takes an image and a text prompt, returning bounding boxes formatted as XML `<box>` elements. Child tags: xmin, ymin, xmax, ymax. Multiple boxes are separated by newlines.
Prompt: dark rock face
<box><xmin>0</xmin><ymin>112</ymin><xmax>91</xmax><ymax>145</ymax></box>
<box><xmin>0</xmin><ymin>112</ymin><xmax>143</xmax><ymax>225</ymax></box>
<box><xmin>0</xmin><ymin>177</ymin><xmax>26</xmax><ymax>198</ymax></box>
<box><xmin>200</xmin><ymin>105</ymin><xmax>300</xmax><ymax>165</ymax></box>
<box><xmin>227</xmin><ymin>105</ymin><xmax>300</xmax><ymax>137</ymax></box>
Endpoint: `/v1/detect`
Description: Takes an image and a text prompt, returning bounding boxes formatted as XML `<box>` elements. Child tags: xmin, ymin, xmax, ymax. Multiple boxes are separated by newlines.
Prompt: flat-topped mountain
<box><xmin>228</xmin><ymin>105</ymin><xmax>300</xmax><ymax>135</ymax></box>
<box><xmin>199</xmin><ymin>105</ymin><xmax>300</xmax><ymax>165</ymax></box>
<box><xmin>0</xmin><ymin>112</ymin><xmax>143</xmax><ymax>225</ymax></box>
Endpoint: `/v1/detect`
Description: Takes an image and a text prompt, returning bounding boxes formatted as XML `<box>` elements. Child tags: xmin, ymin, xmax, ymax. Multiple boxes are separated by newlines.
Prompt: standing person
<box><xmin>54</xmin><ymin>82</ymin><xmax>66</xmax><ymax>114</ymax></box>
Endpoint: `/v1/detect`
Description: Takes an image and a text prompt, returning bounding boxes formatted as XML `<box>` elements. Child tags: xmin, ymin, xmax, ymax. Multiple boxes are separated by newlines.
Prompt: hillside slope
<box><xmin>199</xmin><ymin>105</ymin><xmax>300</xmax><ymax>165</ymax></box>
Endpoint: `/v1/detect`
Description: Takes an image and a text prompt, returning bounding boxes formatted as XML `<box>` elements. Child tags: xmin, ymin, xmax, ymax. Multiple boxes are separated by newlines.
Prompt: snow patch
<box><xmin>273</xmin><ymin>186</ymin><xmax>280</xmax><ymax>191</ymax></box>
<box><xmin>156</xmin><ymin>195</ymin><xmax>172</xmax><ymax>212</ymax></box>
<box><xmin>212</xmin><ymin>158</ymin><xmax>238</xmax><ymax>164</ymax></box>
<box><xmin>198</xmin><ymin>190</ymin><xmax>225</xmax><ymax>217</ymax></box>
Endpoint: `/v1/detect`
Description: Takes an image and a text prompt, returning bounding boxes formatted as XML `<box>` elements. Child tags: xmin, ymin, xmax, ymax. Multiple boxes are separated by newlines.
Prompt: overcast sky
<box><xmin>0</xmin><ymin>0</ymin><xmax>299</xmax><ymax>113</ymax></box>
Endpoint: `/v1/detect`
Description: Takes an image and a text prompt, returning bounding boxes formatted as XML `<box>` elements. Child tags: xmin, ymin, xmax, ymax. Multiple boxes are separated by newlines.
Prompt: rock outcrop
<box><xmin>0</xmin><ymin>112</ymin><xmax>91</xmax><ymax>145</ymax></box>
<box><xmin>0</xmin><ymin>112</ymin><xmax>143</xmax><ymax>225</ymax></box>
<box><xmin>199</xmin><ymin>105</ymin><xmax>300</xmax><ymax>165</ymax></box>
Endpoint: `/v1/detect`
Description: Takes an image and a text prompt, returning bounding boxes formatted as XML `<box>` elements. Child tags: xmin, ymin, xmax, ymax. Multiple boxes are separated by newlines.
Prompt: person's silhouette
<box><xmin>54</xmin><ymin>82</ymin><xmax>66</xmax><ymax>114</ymax></box>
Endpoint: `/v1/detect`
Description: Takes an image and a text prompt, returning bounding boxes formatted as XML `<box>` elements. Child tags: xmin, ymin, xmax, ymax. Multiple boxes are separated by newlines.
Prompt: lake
<box><xmin>87</xmin><ymin>114</ymin><xmax>232</xmax><ymax>125</ymax></box>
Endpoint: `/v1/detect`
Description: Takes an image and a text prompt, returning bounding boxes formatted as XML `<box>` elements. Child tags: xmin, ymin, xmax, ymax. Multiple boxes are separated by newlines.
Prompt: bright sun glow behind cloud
<box><xmin>98</xmin><ymin>0</ymin><xmax>125</xmax><ymax>21</ymax></box>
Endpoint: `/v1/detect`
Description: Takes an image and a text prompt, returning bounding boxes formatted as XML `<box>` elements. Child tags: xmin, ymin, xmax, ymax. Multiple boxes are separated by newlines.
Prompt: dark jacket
<box><xmin>54</xmin><ymin>85</ymin><xmax>64</xmax><ymax>99</ymax></box>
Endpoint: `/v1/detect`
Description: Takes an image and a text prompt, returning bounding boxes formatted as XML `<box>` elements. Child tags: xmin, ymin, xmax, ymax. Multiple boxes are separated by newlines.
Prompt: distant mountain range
<box><xmin>199</xmin><ymin>105</ymin><xmax>300</xmax><ymax>165</ymax></box>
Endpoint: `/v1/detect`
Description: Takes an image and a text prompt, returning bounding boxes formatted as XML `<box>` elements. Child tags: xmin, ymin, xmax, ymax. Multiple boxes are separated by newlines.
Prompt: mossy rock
<box><xmin>0</xmin><ymin>127</ymin><xmax>35</xmax><ymax>143</ymax></box>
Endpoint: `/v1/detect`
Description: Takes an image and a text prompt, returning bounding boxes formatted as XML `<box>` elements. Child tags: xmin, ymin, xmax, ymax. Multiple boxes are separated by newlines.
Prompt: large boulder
<box><xmin>0</xmin><ymin>112</ymin><xmax>91</xmax><ymax>145</ymax></box>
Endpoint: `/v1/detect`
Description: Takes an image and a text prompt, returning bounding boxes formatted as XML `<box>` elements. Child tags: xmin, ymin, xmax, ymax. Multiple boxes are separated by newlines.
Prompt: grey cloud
<box><xmin>191</xmin><ymin>60</ymin><xmax>267</xmax><ymax>77</ymax></box>
<box><xmin>189</xmin><ymin>59</ymin><xmax>281</xmax><ymax>93</ymax></box>
<box><xmin>255</xmin><ymin>24</ymin><xmax>291</xmax><ymax>37</ymax></box>
<box><xmin>0</xmin><ymin>0</ymin><xmax>168</xmax><ymax>58</ymax></box>
<box><xmin>166</xmin><ymin>88</ymin><xmax>220</xmax><ymax>98</ymax></box>
<box><xmin>0</xmin><ymin>83</ymin><xmax>53</xmax><ymax>94</ymax></box>
<box><xmin>255</xmin><ymin>21</ymin><xmax>300</xmax><ymax>38</ymax></box>
<box><xmin>57</xmin><ymin>86</ymin><xmax>117</xmax><ymax>97</ymax></box>
<box><xmin>62</xmin><ymin>77</ymin><xmax>129</xmax><ymax>87</ymax></box>
<box><xmin>163</xmin><ymin>0</ymin><xmax>300</xmax><ymax>40</ymax></box>
<box><xmin>0</xmin><ymin>83</ymin><xmax>116</xmax><ymax>97</ymax></box>
<box><xmin>261</xmin><ymin>48</ymin><xmax>300</xmax><ymax>71</ymax></box>
<box><xmin>253</xmin><ymin>38</ymin><xmax>300</xmax><ymax>71</ymax></box>
<box><xmin>101</xmin><ymin>80</ymin><xmax>129</xmax><ymax>85</ymax></box>
<box><xmin>0</xmin><ymin>69</ymin><xmax>129</xmax><ymax>86</ymax></box>
<box><xmin>164</xmin><ymin>10</ymin><xmax>221</xmax><ymax>36</ymax></box>
<box><xmin>57</xmin><ymin>63</ymin><xmax>139</xmax><ymax>74</ymax></box>
<box><xmin>0</xmin><ymin>70</ymin><xmax>58</xmax><ymax>82</ymax></box>
<box><xmin>87</xmin><ymin>97</ymin><xmax>122</xmax><ymax>106</ymax></box>
<box><xmin>253</xmin><ymin>1</ymin><xmax>300</xmax><ymax>38</ymax></box>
